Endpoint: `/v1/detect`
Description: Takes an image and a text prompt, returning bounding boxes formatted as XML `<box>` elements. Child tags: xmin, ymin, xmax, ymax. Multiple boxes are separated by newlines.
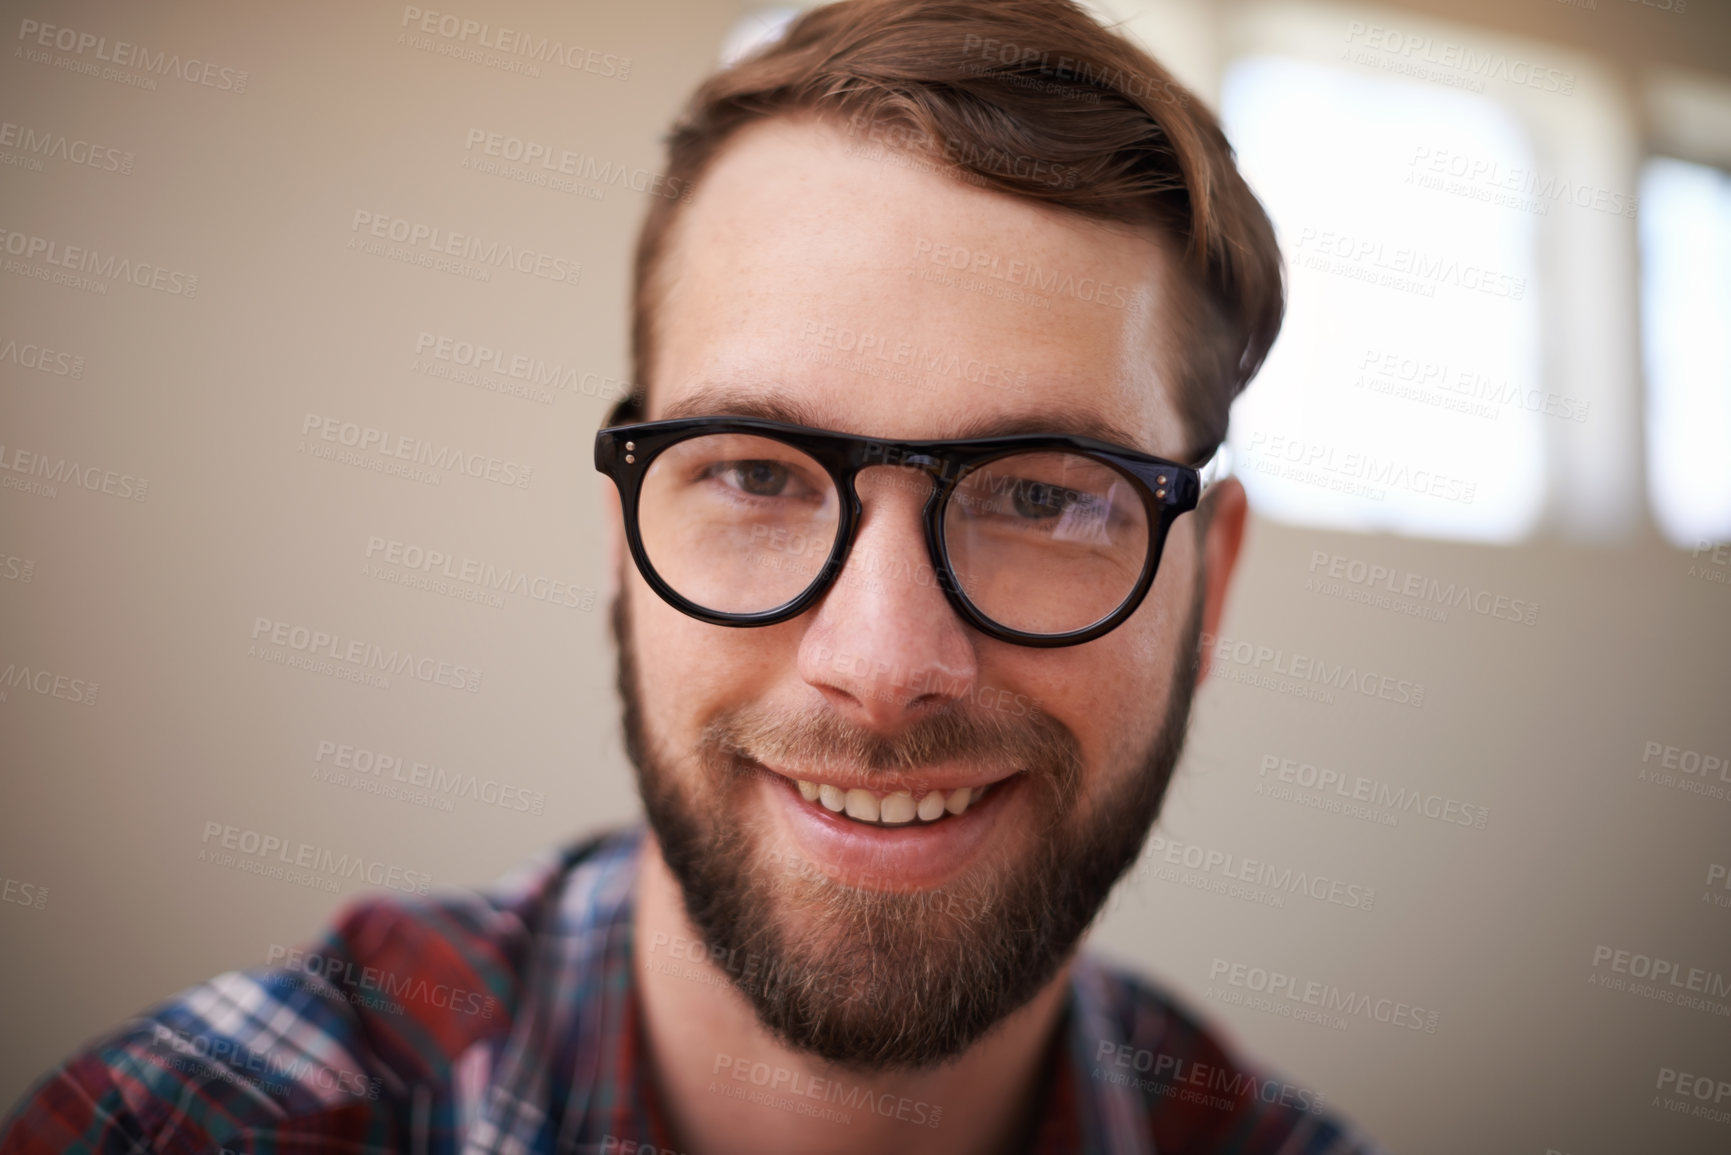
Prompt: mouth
<box><xmin>755</xmin><ymin>763</ymin><xmax>1024</xmax><ymax>889</ymax></box>
<box><xmin>788</xmin><ymin>776</ymin><xmax>1003</xmax><ymax>828</ymax></box>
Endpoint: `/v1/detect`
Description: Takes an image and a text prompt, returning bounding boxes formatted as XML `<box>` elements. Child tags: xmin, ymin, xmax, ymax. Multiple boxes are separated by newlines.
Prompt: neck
<box><xmin>632</xmin><ymin>834</ymin><xmax>1074</xmax><ymax>1155</ymax></box>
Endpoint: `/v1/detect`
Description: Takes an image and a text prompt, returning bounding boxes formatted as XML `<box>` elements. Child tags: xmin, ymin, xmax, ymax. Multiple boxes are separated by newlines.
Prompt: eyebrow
<box><xmin>657</xmin><ymin>384</ymin><xmax>1154</xmax><ymax>454</ymax></box>
<box><xmin>658</xmin><ymin>386</ymin><xmax>825</xmax><ymax>428</ymax></box>
<box><xmin>949</xmin><ymin>409</ymin><xmax>1149</xmax><ymax>451</ymax></box>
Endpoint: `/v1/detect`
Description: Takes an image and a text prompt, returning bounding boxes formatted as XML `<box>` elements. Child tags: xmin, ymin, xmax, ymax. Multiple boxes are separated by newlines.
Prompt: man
<box><xmin>3</xmin><ymin>1</ymin><xmax>1383</xmax><ymax>1152</ymax></box>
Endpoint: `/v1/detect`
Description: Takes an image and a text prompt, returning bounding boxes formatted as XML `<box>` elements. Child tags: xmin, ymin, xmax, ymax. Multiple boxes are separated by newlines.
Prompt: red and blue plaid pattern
<box><xmin>2</xmin><ymin>828</ymin><xmax>1382</xmax><ymax>1154</ymax></box>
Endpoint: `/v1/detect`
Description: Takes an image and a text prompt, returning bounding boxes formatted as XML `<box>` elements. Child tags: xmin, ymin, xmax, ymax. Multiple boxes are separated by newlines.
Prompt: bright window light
<box><xmin>720</xmin><ymin>7</ymin><xmax>802</xmax><ymax>68</ymax></box>
<box><xmin>1640</xmin><ymin>157</ymin><xmax>1731</xmax><ymax>549</ymax></box>
<box><xmin>1220</xmin><ymin>56</ymin><xmax>1546</xmax><ymax>543</ymax></box>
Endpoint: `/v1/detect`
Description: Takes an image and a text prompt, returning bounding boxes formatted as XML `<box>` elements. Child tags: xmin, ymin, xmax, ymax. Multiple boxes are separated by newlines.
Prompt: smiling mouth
<box><xmin>782</xmin><ymin>775</ymin><xmax>1004</xmax><ymax>827</ymax></box>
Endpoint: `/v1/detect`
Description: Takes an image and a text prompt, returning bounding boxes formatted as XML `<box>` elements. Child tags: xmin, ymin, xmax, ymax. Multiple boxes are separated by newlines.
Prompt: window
<box><xmin>1640</xmin><ymin>156</ymin><xmax>1731</xmax><ymax>548</ymax></box>
<box><xmin>1220</xmin><ymin>55</ymin><xmax>1545</xmax><ymax>543</ymax></box>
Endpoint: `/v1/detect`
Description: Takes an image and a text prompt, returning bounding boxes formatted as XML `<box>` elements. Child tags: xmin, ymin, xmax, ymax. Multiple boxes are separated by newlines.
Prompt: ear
<box><xmin>1194</xmin><ymin>478</ymin><xmax>1247</xmax><ymax>682</ymax></box>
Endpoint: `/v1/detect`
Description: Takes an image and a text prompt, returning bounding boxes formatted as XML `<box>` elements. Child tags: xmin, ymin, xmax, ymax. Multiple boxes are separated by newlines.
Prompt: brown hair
<box><xmin>628</xmin><ymin>0</ymin><xmax>1283</xmax><ymax>461</ymax></box>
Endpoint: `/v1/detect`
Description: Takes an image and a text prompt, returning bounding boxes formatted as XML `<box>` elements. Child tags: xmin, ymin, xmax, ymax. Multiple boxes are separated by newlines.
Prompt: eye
<box><xmin>719</xmin><ymin>460</ymin><xmax>802</xmax><ymax>498</ymax></box>
<box><xmin>1009</xmin><ymin>480</ymin><xmax>1072</xmax><ymax>519</ymax></box>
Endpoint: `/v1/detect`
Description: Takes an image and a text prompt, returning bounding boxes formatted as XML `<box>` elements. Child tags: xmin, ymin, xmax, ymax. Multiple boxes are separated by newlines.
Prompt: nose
<box><xmin>796</xmin><ymin>465</ymin><xmax>978</xmax><ymax>728</ymax></box>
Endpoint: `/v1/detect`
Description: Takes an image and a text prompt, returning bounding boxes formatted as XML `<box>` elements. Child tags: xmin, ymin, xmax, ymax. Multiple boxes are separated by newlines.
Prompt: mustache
<box><xmin>698</xmin><ymin>699</ymin><xmax>1084</xmax><ymax>801</ymax></box>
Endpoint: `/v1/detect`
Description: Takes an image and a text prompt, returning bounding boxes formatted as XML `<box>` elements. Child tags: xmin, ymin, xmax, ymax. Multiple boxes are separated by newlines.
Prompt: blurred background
<box><xmin>2</xmin><ymin>0</ymin><xmax>1727</xmax><ymax>1150</ymax></box>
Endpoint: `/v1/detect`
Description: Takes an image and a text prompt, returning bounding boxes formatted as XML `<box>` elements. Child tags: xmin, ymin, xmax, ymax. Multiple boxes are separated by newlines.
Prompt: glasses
<box><xmin>594</xmin><ymin>411</ymin><xmax>1228</xmax><ymax>647</ymax></box>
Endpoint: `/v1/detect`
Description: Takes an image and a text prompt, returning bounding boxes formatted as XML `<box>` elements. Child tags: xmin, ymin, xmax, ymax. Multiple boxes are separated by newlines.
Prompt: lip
<box><xmin>758</xmin><ymin>761</ymin><xmax>1022</xmax><ymax>892</ymax></box>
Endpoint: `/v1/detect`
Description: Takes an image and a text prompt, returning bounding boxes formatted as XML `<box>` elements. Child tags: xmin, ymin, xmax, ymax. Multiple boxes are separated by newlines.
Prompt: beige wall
<box><xmin>1</xmin><ymin>1</ymin><xmax>1727</xmax><ymax>1152</ymax></box>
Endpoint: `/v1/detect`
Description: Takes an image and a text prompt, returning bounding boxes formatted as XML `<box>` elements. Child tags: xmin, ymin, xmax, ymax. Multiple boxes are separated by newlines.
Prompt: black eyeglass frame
<box><xmin>594</xmin><ymin>413</ymin><xmax>1222</xmax><ymax>647</ymax></box>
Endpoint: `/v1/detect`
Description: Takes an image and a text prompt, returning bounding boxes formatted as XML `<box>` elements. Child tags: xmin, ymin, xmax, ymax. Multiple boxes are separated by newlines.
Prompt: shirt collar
<box><xmin>485</xmin><ymin>829</ymin><xmax>1134</xmax><ymax>1154</ymax></box>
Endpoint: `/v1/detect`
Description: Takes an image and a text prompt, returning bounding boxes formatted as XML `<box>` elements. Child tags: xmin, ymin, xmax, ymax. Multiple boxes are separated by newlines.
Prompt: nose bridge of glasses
<box><xmin>849</xmin><ymin>458</ymin><xmax>946</xmax><ymax>516</ymax></box>
<box><xmin>826</xmin><ymin>461</ymin><xmax>958</xmax><ymax>609</ymax></box>
<box><xmin>838</xmin><ymin>451</ymin><xmax>949</xmax><ymax>578</ymax></box>
<box><xmin>850</xmin><ymin>440</ymin><xmax>962</xmax><ymax>497</ymax></box>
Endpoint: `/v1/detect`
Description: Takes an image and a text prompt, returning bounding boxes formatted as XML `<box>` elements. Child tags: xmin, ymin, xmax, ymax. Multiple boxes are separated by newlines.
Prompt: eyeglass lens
<box><xmin>944</xmin><ymin>451</ymin><xmax>1149</xmax><ymax>634</ymax></box>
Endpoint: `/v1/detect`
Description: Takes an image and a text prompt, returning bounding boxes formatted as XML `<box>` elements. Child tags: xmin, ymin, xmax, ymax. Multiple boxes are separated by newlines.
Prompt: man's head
<box><xmin>604</xmin><ymin>0</ymin><xmax>1280</xmax><ymax>1072</ymax></box>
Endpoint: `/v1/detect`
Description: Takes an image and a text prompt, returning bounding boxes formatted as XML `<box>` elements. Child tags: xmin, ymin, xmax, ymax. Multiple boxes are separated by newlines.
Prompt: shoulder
<box><xmin>0</xmin><ymin>829</ymin><xmax>643</xmax><ymax>1154</ymax></box>
<box><xmin>1072</xmin><ymin>956</ymin><xmax>1386</xmax><ymax>1155</ymax></box>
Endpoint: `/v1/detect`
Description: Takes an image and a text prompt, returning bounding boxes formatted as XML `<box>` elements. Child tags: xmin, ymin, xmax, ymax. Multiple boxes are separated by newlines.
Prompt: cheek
<box><xmin>625</xmin><ymin>578</ymin><xmax>792</xmax><ymax>742</ymax></box>
<box><xmin>629</xmin><ymin>583</ymin><xmax>711</xmax><ymax>741</ymax></box>
<box><xmin>1050</xmin><ymin>637</ymin><xmax>1170</xmax><ymax>778</ymax></box>
<box><xmin>1030</xmin><ymin>553</ymin><xmax>1195</xmax><ymax>780</ymax></box>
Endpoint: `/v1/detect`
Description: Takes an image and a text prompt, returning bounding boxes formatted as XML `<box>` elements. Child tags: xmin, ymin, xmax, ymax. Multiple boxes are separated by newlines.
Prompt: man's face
<box><xmin>615</xmin><ymin>116</ymin><xmax>1210</xmax><ymax>1071</ymax></box>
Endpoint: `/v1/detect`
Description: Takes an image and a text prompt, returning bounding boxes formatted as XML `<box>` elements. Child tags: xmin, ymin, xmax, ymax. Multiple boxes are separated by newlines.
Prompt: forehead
<box><xmin>649</xmin><ymin>116</ymin><xmax>1189</xmax><ymax>458</ymax></box>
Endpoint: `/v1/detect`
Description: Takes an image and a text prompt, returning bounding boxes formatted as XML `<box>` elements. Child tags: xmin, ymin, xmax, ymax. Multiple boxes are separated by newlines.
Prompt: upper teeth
<box><xmin>796</xmin><ymin>779</ymin><xmax>986</xmax><ymax>825</ymax></box>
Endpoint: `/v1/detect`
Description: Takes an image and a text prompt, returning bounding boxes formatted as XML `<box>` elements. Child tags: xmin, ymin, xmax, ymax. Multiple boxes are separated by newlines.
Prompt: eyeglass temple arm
<box><xmin>1195</xmin><ymin>442</ymin><xmax>1232</xmax><ymax>498</ymax></box>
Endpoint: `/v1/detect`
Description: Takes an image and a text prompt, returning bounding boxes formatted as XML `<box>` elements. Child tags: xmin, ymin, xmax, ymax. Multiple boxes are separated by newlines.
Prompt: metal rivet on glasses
<box><xmin>625</xmin><ymin>441</ymin><xmax>635</xmax><ymax>451</ymax></box>
<box><xmin>1156</xmin><ymin>489</ymin><xmax>1166</xmax><ymax>499</ymax></box>
<box><xmin>625</xmin><ymin>454</ymin><xmax>635</xmax><ymax>463</ymax></box>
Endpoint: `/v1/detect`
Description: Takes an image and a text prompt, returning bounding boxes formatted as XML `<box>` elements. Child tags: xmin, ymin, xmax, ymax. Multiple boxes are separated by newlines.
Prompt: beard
<box><xmin>613</xmin><ymin>588</ymin><xmax>1204</xmax><ymax>1073</ymax></box>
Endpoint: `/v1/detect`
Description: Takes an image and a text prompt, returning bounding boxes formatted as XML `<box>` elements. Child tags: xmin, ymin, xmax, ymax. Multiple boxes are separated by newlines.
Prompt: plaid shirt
<box><xmin>2</xmin><ymin>828</ymin><xmax>1382</xmax><ymax>1154</ymax></box>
